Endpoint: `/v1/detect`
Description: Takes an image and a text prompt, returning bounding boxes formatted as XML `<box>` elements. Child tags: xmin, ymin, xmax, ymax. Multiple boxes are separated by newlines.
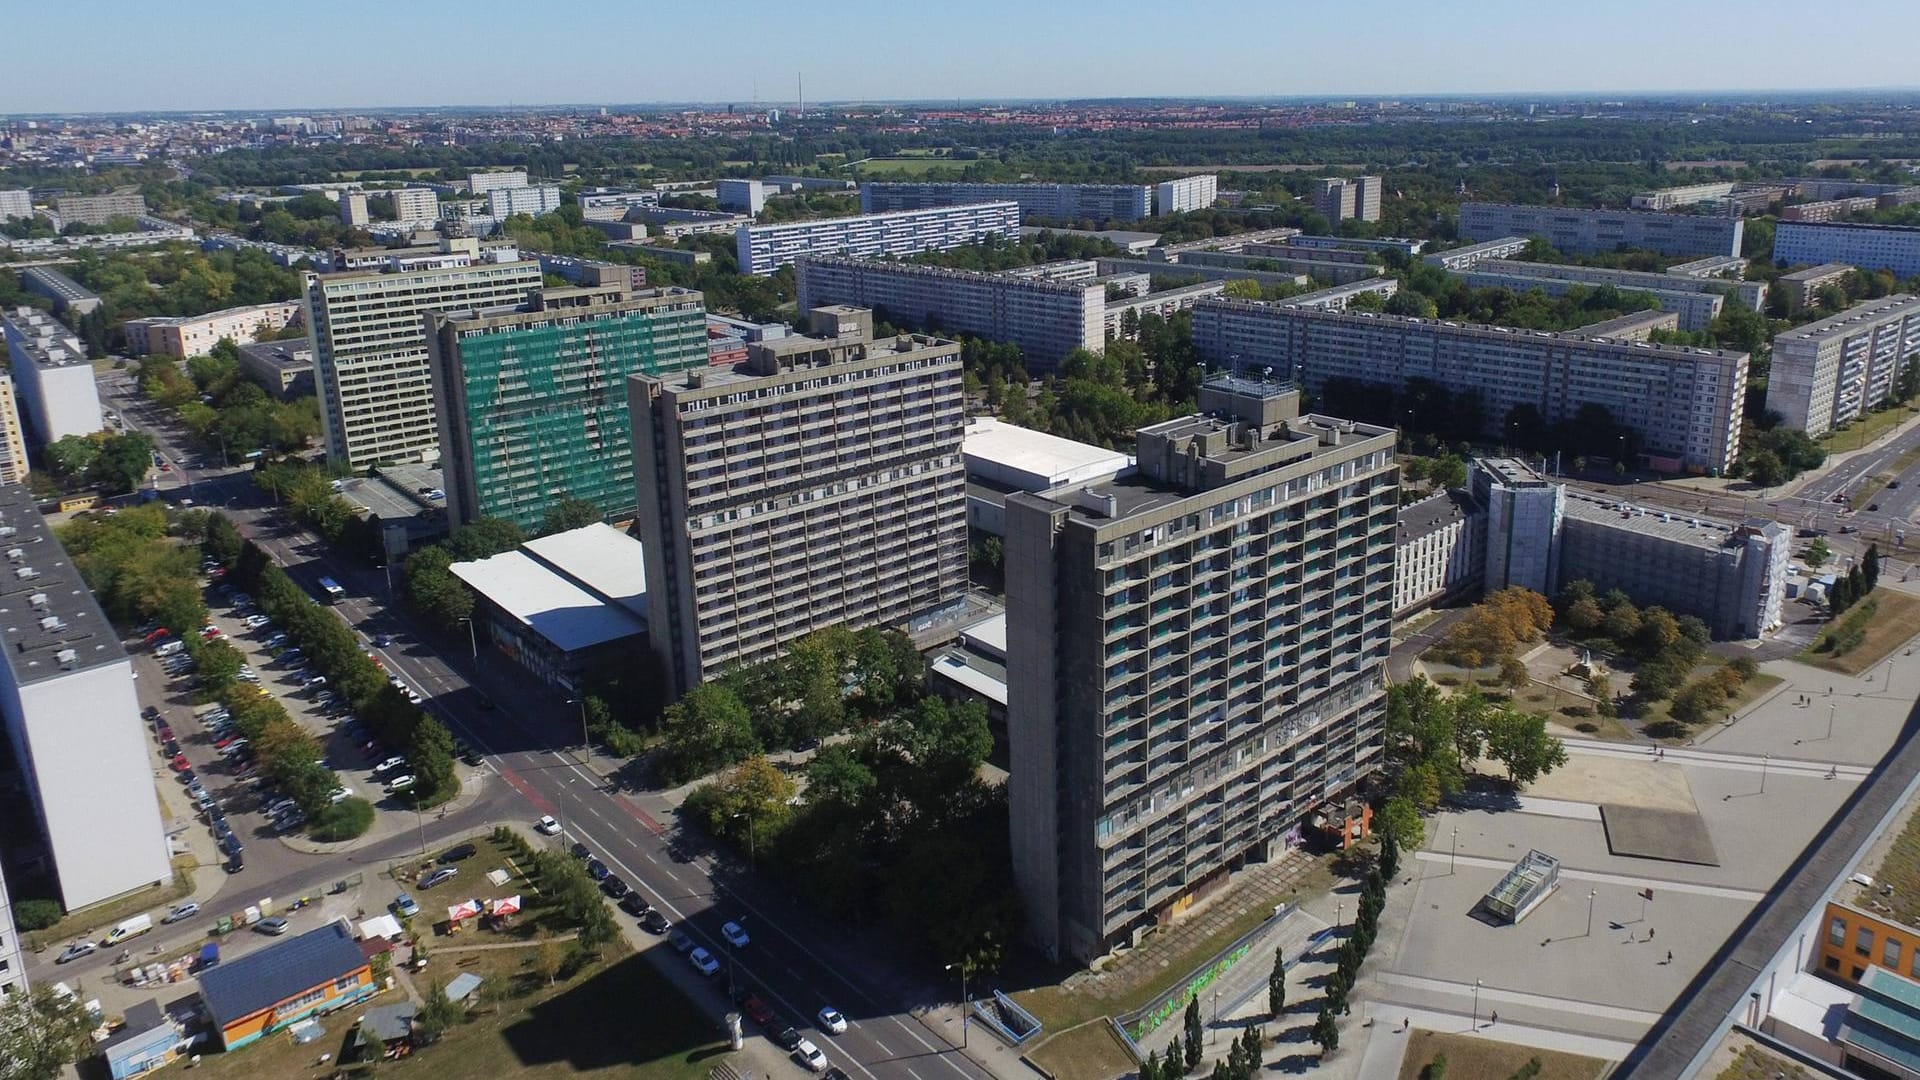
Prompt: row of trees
<box><xmin>207</xmin><ymin>514</ymin><xmax>460</xmax><ymax>805</ymax></box>
<box><xmin>680</xmin><ymin>640</ymin><xmax>1015</xmax><ymax>972</ymax></box>
<box><xmin>1553</xmin><ymin>580</ymin><xmax>1714</xmax><ymax>705</ymax></box>
<box><xmin>1428</xmin><ymin>587</ymin><xmax>1556</xmax><ymax>681</ymax></box>
<box><xmin>1830</xmin><ymin>544</ymin><xmax>1882</xmax><ymax>616</ymax></box>
<box><xmin>40</xmin><ymin>429</ymin><xmax>157</xmax><ymax>496</ymax></box>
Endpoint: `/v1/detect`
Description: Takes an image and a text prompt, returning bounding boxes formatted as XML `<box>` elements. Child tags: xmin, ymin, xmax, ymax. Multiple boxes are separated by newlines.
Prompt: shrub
<box><xmin>14</xmin><ymin>898</ymin><xmax>62</xmax><ymax>931</ymax></box>
<box><xmin>1559</xmin><ymin>705</ymin><xmax>1593</xmax><ymax>718</ymax></box>
<box><xmin>1423</xmin><ymin>1054</ymin><xmax>1448</xmax><ymax>1080</ymax></box>
<box><xmin>310</xmin><ymin>797</ymin><xmax>375</xmax><ymax>842</ymax></box>
<box><xmin>1575</xmin><ymin>722</ymin><xmax>1600</xmax><ymax>734</ymax></box>
<box><xmin>1434</xmin><ymin>674</ymin><xmax>1461</xmax><ymax>686</ymax></box>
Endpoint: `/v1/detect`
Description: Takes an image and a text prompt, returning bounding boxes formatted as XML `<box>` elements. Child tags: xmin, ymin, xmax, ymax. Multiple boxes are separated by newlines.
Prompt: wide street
<box><xmin>82</xmin><ymin>370</ymin><xmax>1006</xmax><ymax>1080</ymax></box>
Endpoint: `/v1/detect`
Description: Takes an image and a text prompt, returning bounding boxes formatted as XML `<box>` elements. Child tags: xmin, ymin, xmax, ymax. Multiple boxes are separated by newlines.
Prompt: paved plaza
<box><xmin>1353</xmin><ymin>587</ymin><xmax>1920</xmax><ymax>1076</ymax></box>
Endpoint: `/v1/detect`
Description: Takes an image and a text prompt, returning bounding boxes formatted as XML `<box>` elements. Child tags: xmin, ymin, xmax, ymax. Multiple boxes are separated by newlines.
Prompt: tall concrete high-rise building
<box><xmin>1004</xmin><ymin>375</ymin><xmax>1396</xmax><ymax>963</ymax></box>
<box><xmin>0</xmin><ymin>484</ymin><xmax>172</xmax><ymax>910</ymax></box>
<box><xmin>1472</xmin><ymin>457</ymin><xmax>1564</xmax><ymax>595</ymax></box>
<box><xmin>1457</xmin><ymin>202</ymin><xmax>1744</xmax><ymax>258</ymax></box>
<box><xmin>391</xmin><ymin>187</ymin><xmax>439</xmax><ymax>223</ymax></box>
<box><xmin>735</xmin><ymin>202</ymin><xmax>1022</xmax><ymax>275</ymax></box>
<box><xmin>52</xmin><ymin>192</ymin><xmax>146</xmax><ymax>227</ymax></box>
<box><xmin>338</xmin><ymin>190</ymin><xmax>369</xmax><ymax>227</ymax></box>
<box><xmin>794</xmin><ymin>255</ymin><xmax>1105</xmax><ymax>373</ymax></box>
<box><xmin>1191</xmin><ymin>300</ymin><xmax>1748</xmax><ymax>473</ymax></box>
<box><xmin>1</xmin><ymin>307</ymin><xmax>105</xmax><ymax>447</ymax></box>
<box><xmin>1766</xmin><ymin>295</ymin><xmax>1920</xmax><ymax>436</ymax></box>
<box><xmin>1313</xmin><ymin>176</ymin><xmax>1382</xmax><ymax>223</ymax></box>
<box><xmin>468</xmin><ymin>170</ymin><xmax>530</xmax><ymax>196</ymax></box>
<box><xmin>304</xmin><ymin>247</ymin><xmax>544</xmax><ymax>467</ymax></box>
<box><xmin>631</xmin><ymin>307</ymin><xmax>968</xmax><ymax>694</ymax></box>
<box><xmin>0</xmin><ymin>189</ymin><xmax>31</xmax><ymax>221</ymax></box>
<box><xmin>487</xmin><ymin>185</ymin><xmax>563</xmax><ymax>218</ymax></box>
<box><xmin>860</xmin><ymin>182</ymin><xmax>1152</xmax><ymax>223</ymax></box>
<box><xmin>0</xmin><ymin>376</ymin><xmax>30</xmax><ymax>485</ymax></box>
<box><xmin>1155</xmin><ymin>174</ymin><xmax>1219</xmax><ymax>215</ymax></box>
<box><xmin>427</xmin><ymin>282</ymin><xmax>709</xmax><ymax>533</ymax></box>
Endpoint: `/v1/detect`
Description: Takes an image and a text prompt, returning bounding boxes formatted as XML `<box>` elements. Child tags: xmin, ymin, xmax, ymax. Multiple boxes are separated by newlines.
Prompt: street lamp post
<box><xmin>1473</xmin><ymin>979</ymin><xmax>1483</xmax><ymax>1031</ymax></box>
<box><xmin>1828</xmin><ymin>704</ymin><xmax>1836</xmax><ymax>741</ymax></box>
<box><xmin>945</xmin><ymin>963</ymin><xmax>970</xmax><ymax>1048</ymax></box>
<box><xmin>731</xmin><ymin>811</ymin><xmax>756</xmax><ymax>868</ymax></box>
<box><xmin>1450</xmin><ymin>827</ymin><xmax>1458</xmax><ymax>874</ymax></box>
<box><xmin>1586</xmin><ymin>890</ymin><xmax>1596</xmax><ymax>937</ymax></box>
<box><xmin>1761</xmin><ymin>753</ymin><xmax>1770</xmax><ymax>794</ymax></box>
<box><xmin>1212</xmin><ymin>990</ymin><xmax>1220</xmax><ymax>1045</ymax></box>
<box><xmin>459</xmin><ymin>617</ymin><xmax>477</xmax><ymax>659</ymax></box>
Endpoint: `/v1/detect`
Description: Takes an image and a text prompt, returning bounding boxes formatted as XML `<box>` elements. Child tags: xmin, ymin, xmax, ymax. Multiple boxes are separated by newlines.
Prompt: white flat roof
<box><xmin>450</xmin><ymin>550</ymin><xmax>645</xmax><ymax>653</ymax></box>
<box><xmin>958</xmin><ymin>611</ymin><xmax>1006</xmax><ymax>658</ymax></box>
<box><xmin>963</xmin><ymin>417</ymin><xmax>1131</xmax><ymax>492</ymax></box>
<box><xmin>522</xmin><ymin>523</ymin><xmax>648</xmax><ymax>619</ymax></box>
<box><xmin>930</xmin><ymin>653</ymin><xmax>1008</xmax><ymax>706</ymax></box>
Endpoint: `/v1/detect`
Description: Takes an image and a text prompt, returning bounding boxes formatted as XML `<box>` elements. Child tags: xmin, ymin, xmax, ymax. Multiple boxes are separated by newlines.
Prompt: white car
<box><xmin>536</xmin><ymin>815</ymin><xmax>562</xmax><ymax>836</ymax></box>
<box><xmin>722</xmin><ymin>921</ymin><xmax>749</xmax><ymax>948</ymax></box>
<box><xmin>384</xmin><ymin>774</ymin><xmax>417</xmax><ymax>793</ymax></box>
<box><xmin>328</xmin><ymin>786</ymin><xmax>353</xmax><ymax>803</ymax></box>
<box><xmin>373</xmin><ymin>756</ymin><xmax>407</xmax><ymax>775</ymax></box>
<box><xmin>817</xmin><ymin>1007</ymin><xmax>847</xmax><ymax>1035</ymax></box>
<box><xmin>161</xmin><ymin>901</ymin><xmax>200</xmax><ymax>924</ymax></box>
<box><xmin>793</xmin><ymin>1039</ymin><xmax>828</xmax><ymax>1073</ymax></box>
<box><xmin>688</xmin><ymin>947</ymin><xmax>720</xmax><ymax>976</ymax></box>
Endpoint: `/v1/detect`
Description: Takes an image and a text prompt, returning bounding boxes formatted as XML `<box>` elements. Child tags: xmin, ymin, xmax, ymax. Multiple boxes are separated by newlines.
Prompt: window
<box><xmin>1858</xmin><ymin>926</ymin><xmax>1876</xmax><ymax>958</ymax></box>
<box><xmin>1887</xmin><ymin>938</ymin><xmax>1903</xmax><ymax>969</ymax></box>
<box><xmin>334</xmin><ymin>974</ymin><xmax>361</xmax><ymax>993</ymax></box>
<box><xmin>1833</xmin><ymin>916</ymin><xmax>1851</xmax><ymax>947</ymax></box>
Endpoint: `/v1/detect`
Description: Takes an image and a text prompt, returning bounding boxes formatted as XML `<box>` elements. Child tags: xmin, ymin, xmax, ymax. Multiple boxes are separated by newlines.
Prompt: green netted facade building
<box><xmin>427</xmin><ymin>283</ymin><xmax>709</xmax><ymax>531</ymax></box>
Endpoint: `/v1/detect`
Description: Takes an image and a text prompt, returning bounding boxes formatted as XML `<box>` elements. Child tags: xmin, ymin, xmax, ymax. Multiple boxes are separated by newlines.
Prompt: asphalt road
<box><xmin>89</xmin><ymin>376</ymin><xmax>995</xmax><ymax>1080</ymax></box>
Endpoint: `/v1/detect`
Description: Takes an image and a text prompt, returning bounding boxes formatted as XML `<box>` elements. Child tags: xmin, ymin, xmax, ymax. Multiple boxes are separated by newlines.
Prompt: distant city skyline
<box><xmin>4</xmin><ymin>0</ymin><xmax>1916</xmax><ymax>114</ymax></box>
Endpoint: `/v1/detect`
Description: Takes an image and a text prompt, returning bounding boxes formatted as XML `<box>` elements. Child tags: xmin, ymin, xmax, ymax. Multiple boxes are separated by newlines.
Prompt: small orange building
<box><xmin>196</xmin><ymin>922</ymin><xmax>376</xmax><ymax>1050</ymax></box>
<box><xmin>1815</xmin><ymin>900</ymin><xmax>1920</xmax><ymax>987</ymax></box>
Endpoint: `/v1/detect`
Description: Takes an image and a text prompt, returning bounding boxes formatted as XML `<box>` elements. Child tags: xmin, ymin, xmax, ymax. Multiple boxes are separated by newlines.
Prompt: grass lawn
<box><xmin>1859</xmin><ymin>795</ymin><xmax>1920</xmax><ymax>927</ymax></box>
<box><xmin>1014</xmin><ymin>859</ymin><xmax>1334</xmax><ymax>1032</ymax></box>
<box><xmin>1711</xmin><ymin>1043</ymin><xmax>1813</xmax><ymax>1080</ymax></box>
<box><xmin>854</xmin><ymin>158</ymin><xmax>964</xmax><ymax>177</ymax></box>
<box><xmin>399</xmin><ymin>833</ymin><xmax>561</xmax><ymax>942</ymax></box>
<box><xmin>1801</xmin><ymin>589</ymin><xmax>1920</xmax><ymax>675</ymax></box>
<box><xmin>24</xmin><ymin>860</ymin><xmax>194</xmax><ymax>952</ymax></box>
<box><xmin>1395</xmin><ymin>1031</ymin><xmax>1607</xmax><ymax>1080</ymax></box>
<box><xmin>1509</xmin><ymin>681</ymin><xmax>1633</xmax><ymax>740</ymax></box>
<box><xmin>1638</xmin><ymin>672</ymin><xmax>1785</xmax><ymax>736</ymax></box>
<box><xmin>1819</xmin><ymin>403</ymin><xmax>1920</xmax><ymax>453</ymax></box>
<box><xmin>1026</xmin><ymin>1020</ymin><xmax>1138</xmax><ymax>1080</ymax></box>
<box><xmin>186</xmin><ymin>940</ymin><xmax>729</xmax><ymax>1080</ymax></box>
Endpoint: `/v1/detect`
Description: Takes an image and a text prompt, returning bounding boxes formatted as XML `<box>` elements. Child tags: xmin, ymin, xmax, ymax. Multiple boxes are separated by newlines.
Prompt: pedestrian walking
<box><xmin>1648</xmin><ymin>927</ymin><xmax>1656</xmax><ymax>941</ymax></box>
<box><xmin>1490</xmin><ymin>1011</ymin><xmax>1498</xmax><ymax>1026</ymax></box>
<box><xmin>1665</xmin><ymin>950</ymin><xmax>1673</xmax><ymax>964</ymax></box>
<box><xmin>1403</xmin><ymin>1017</ymin><xmax>1411</xmax><ymax>1032</ymax></box>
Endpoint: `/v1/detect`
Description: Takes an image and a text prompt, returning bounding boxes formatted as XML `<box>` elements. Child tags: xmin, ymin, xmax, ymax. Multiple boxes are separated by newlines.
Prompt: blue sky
<box><xmin>5</xmin><ymin>0</ymin><xmax>1914</xmax><ymax>113</ymax></box>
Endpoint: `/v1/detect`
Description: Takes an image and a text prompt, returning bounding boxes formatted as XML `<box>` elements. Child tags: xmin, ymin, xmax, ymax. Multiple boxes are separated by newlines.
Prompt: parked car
<box><xmin>437</xmin><ymin>843</ymin><xmax>478</xmax><ymax>864</ymax></box>
<box><xmin>742</xmin><ymin>994</ymin><xmax>776</xmax><ymax>1027</ymax></box>
<box><xmin>688</xmin><ymin>947</ymin><xmax>720</xmax><ymax>976</ymax></box>
<box><xmin>420</xmin><ymin>867</ymin><xmax>459</xmax><ymax>890</ymax></box>
<box><xmin>669</xmin><ymin>929</ymin><xmax>694</xmax><ymax>954</ymax></box>
<box><xmin>55</xmin><ymin>941</ymin><xmax>97</xmax><ymax>964</ymax></box>
<box><xmin>601</xmin><ymin>875</ymin><xmax>630</xmax><ymax>899</ymax></box>
<box><xmin>169</xmin><ymin>753</ymin><xmax>191</xmax><ymax>772</ymax></box>
<box><xmin>793</xmin><ymin>1040</ymin><xmax>829</xmax><ymax>1073</ymax></box>
<box><xmin>817</xmin><ymin>1007</ymin><xmax>847</xmax><ymax>1035</ymax></box>
<box><xmin>585</xmin><ymin>859</ymin><xmax>610</xmax><ymax>881</ymax></box>
<box><xmin>394</xmin><ymin>893</ymin><xmax>420</xmax><ymax>918</ymax></box>
<box><xmin>722</xmin><ymin>921</ymin><xmax>749</xmax><ymax>948</ymax></box>
<box><xmin>373</xmin><ymin>634</ymin><xmax>394</xmax><ymax>648</ymax></box>
<box><xmin>162</xmin><ymin>901</ymin><xmax>200</xmax><ymax>924</ymax></box>
<box><xmin>535</xmin><ymin>815</ymin><xmax>561</xmax><ymax>835</ymax></box>
<box><xmin>373</xmin><ymin>756</ymin><xmax>407</xmax><ymax>775</ymax></box>
<box><xmin>640</xmin><ymin>909</ymin><xmax>670</xmax><ymax>934</ymax></box>
<box><xmin>569</xmin><ymin>842</ymin><xmax>591</xmax><ymax>860</ymax></box>
<box><xmin>254</xmin><ymin>917</ymin><xmax>291</xmax><ymax>936</ymax></box>
<box><xmin>384</xmin><ymin>774</ymin><xmax>417</xmax><ymax>793</ymax></box>
<box><xmin>771</xmin><ymin>1026</ymin><xmax>803</xmax><ymax>1051</ymax></box>
<box><xmin>618</xmin><ymin>893</ymin><xmax>650</xmax><ymax>917</ymax></box>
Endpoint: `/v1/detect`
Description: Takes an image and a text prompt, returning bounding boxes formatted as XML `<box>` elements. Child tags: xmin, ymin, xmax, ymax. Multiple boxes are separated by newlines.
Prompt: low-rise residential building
<box><xmin>20</xmin><ymin>266</ymin><xmax>101</xmax><ymax>316</ymax></box>
<box><xmin>1461</xmin><ymin>269</ymin><xmax>1727</xmax><ymax>332</ymax></box>
<box><xmin>1666</xmin><ymin>255</ymin><xmax>1748</xmax><ymax>279</ymax></box>
<box><xmin>861</xmin><ymin>182</ymin><xmax>1152</xmax><ymax>223</ymax></box>
<box><xmin>1281</xmin><ymin>278</ymin><xmax>1400</xmax><ymax>312</ymax></box>
<box><xmin>236</xmin><ymin>339</ymin><xmax>314</xmax><ymax>400</ymax></box>
<box><xmin>579</xmin><ymin>190</ymin><xmax>660</xmax><ymax>221</ymax></box>
<box><xmin>736</xmin><ymin>202</ymin><xmax>1023</xmax><ymax>274</ymax></box>
<box><xmin>1394</xmin><ymin>491</ymin><xmax>1484</xmax><ymax>615</ymax></box>
<box><xmin>1570</xmin><ymin>309</ymin><xmax>1682</xmax><ymax>341</ymax></box>
<box><xmin>928</xmin><ymin>610</ymin><xmax>1010</xmax><ymax>734</ymax></box>
<box><xmin>533</xmin><ymin>254</ymin><xmax>647</xmax><ymax>293</ymax></box>
<box><xmin>630</xmin><ymin>206</ymin><xmax>752</xmax><ymax>239</ymax></box>
<box><xmin>1630</xmin><ymin>182</ymin><xmax>1738</xmax><ymax>210</ymax></box>
<box><xmin>795</xmin><ymin>255</ymin><xmax>1104</xmax><ymax>373</ymax></box>
<box><xmin>1774</xmin><ymin>222</ymin><xmax>1920</xmax><ymax>281</ymax></box>
<box><xmin>1465</xmin><ymin>258</ymin><xmax>1766</xmax><ymax>314</ymax></box>
<box><xmin>195</xmin><ymin>922</ymin><xmax>376</xmax><ymax>1050</ymax></box>
<box><xmin>1096</xmin><ymin>257</ymin><xmax>1307</xmax><ymax>292</ymax></box>
<box><xmin>1459</xmin><ymin>202</ymin><xmax>1745</xmax><ymax>257</ymax></box>
<box><xmin>1104</xmin><ymin>280</ymin><xmax>1226</xmax><ymax>336</ymax></box>
<box><xmin>1</xmin><ymin>307</ymin><xmax>104</xmax><ymax>446</ymax></box>
<box><xmin>449</xmin><ymin>523</ymin><xmax>648</xmax><ymax>690</ymax></box>
<box><xmin>124</xmin><ymin>300</ymin><xmax>303</xmax><ymax>358</ymax></box>
<box><xmin>1767</xmin><ymin>295</ymin><xmax>1920</xmax><ymax>436</ymax></box>
<box><xmin>1192</xmin><ymin>302</ymin><xmax>1749</xmax><ymax>474</ymax></box>
<box><xmin>1172</xmin><ymin>248</ymin><xmax>1380</xmax><ymax>285</ymax></box>
<box><xmin>961</xmin><ymin>416</ymin><xmax>1131</xmax><ymax>536</ymax></box>
<box><xmin>1779</xmin><ymin>263</ymin><xmax>1858</xmax><ymax>314</ymax></box>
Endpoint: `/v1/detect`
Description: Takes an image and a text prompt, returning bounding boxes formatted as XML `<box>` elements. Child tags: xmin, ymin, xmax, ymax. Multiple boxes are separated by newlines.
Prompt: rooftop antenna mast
<box><xmin>797</xmin><ymin>73</ymin><xmax>804</xmax><ymax>120</ymax></box>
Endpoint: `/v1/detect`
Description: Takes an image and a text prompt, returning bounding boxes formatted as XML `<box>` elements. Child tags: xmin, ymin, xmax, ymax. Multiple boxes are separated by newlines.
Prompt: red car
<box><xmin>155</xmin><ymin>724</ymin><xmax>173</xmax><ymax>743</ymax></box>
<box><xmin>143</xmin><ymin>628</ymin><xmax>172</xmax><ymax>645</ymax></box>
<box><xmin>741</xmin><ymin>994</ymin><xmax>776</xmax><ymax>1027</ymax></box>
<box><xmin>169</xmin><ymin>753</ymin><xmax>190</xmax><ymax>772</ymax></box>
<box><xmin>200</xmin><ymin>626</ymin><xmax>223</xmax><ymax>640</ymax></box>
<box><xmin>214</xmin><ymin>733</ymin><xmax>243</xmax><ymax>750</ymax></box>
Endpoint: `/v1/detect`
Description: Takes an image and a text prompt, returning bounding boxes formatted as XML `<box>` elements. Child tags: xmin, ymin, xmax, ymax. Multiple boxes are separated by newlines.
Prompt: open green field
<box><xmin>1821</xmin><ymin>403</ymin><xmax>1920</xmax><ymax>453</ymax></box>
<box><xmin>854</xmin><ymin>158</ymin><xmax>966</xmax><ymax>177</ymax></box>
<box><xmin>1397</xmin><ymin>1031</ymin><xmax>1608</xmax><ymax>1080</ymax></box>
<box><xmin>1025</xmin><ymin>1020</ymin><xmax>1138</xmax><ymax>1080</ymax></box>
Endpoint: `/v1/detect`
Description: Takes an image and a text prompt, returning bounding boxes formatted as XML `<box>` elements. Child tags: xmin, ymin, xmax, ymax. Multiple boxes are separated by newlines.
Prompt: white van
<box><xmin>103</xmin><ymin>913</ymin><xmax>153</xmax><ymax>946</ymax></box>
<box><xmin>154</xmin><ymin>640</ymin><xmax>185</xmax><ymax>658</ymax></box>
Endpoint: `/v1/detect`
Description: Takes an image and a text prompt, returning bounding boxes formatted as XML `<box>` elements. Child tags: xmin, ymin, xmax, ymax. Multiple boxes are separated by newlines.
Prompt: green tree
<box><xmin>42</xmin><ymin>435</ymin><xmax>99</xmax><ymax>483</ymax></box>
<box><xmin>445</xmin><ymin>517</ymin><xmax>525</xmax><ymax>560</ymax></box>
<box><xmin>0</xmin><ymin>984</ymin><xmax>96</xmax><ymax>1080</ymax></box>
<box><xmin>659</xmin><ymin>683</ymin><xmax>758</xmax><ymax>783</ymax></box>
<box><xmin>1867</xmin><ymin>544</ymin><xmax>1882</xmax><ymax>590</ymax></box>
<box><xmin>1806</xmin><ymin>537</ymin><xmax>1832</xmax><ymax>568</ymax></box>
<box><xmin>539</xmin><ymin>496</ymin><xmax>603</xmax><ymax>536</ymax></box>
<box><xmin>414</xmin><ymin>979</ymin><xmax>462</xmax><ymax>1043</ymax></box>
<box><xmin>1222</xmin><ymin>278</ymin><xmax>1263</xmax><ymax>300</ymax></box>
<box><xmin>403</xmin><ymin>546</ymin><xmax>475</xmax><ymax>631</ymax></box>
<box><xmin>1269</xmin><ymin>946</ymin><xmax>1287</xmax><ymax>1018</ymax></box>
<box><xmin>1481</xmin><ymin>707</ymin><xmax>1569</xmax><ymax>785</ymax></box>
<box><xmin>1184</xmin><ymin>996</ymin><xmax>1203</xmax><ymax>1070</ymax></box>
<box><xmin>1312</xmin><ymin>1006</ymin><xmax>1340</xmax><ymax>1058</ymax></box>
